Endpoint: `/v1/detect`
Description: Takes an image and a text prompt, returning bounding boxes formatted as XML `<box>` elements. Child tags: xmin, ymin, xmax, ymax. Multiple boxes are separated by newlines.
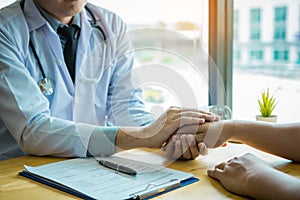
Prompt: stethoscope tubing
<box><xmin>29</xmin><ymin>39</ymin><xmax>46</xmax><ymax>79</ymax></box>
<box><xmin>23</xmin><ymin>3</ymin><xmax>107</xmax><ymax>95</ymax></box>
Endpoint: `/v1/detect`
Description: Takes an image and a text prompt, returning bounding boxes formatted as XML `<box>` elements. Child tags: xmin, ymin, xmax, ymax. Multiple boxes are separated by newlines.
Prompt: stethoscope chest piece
<box><xmin>39</xmin><ymin>78</ymin><xmax>54</xmax><ymax>96</ymax></box>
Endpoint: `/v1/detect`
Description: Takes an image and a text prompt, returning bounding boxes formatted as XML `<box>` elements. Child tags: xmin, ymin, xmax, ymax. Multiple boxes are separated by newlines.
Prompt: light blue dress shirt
<box><xmin>0</xmin><ymin>0</ymin><xmax>152</xmax><ymax>160</ymax></box>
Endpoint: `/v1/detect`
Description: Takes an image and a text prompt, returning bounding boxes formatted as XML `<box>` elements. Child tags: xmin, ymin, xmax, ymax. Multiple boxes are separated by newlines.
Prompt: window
<box><xmin>90</xmin><ymin>0</ymin><xmax>209</xmax><ymax>117</ymax></box>
<box><xmin>233</xmin><ymin>0</ymin><xmax>300</xmax><ymax>122</ymax></box>
<box><xmin>273</xmin><ymin>50</ymin><xmax>289</xmax><ymax>61</ymax></box>
<box><xmin>274</xmin><ymin>6</ymin><xmax>287</xmax><ymax>40</ymax></box>
<box><xmin>275</xmin><ymin>6</ymin><xmax>287</xmax><ymax>21</ymax></box>
<box><xmin>250</xmin><ymin>50</ymin><xmax>263</xmax><ymax>61</ymax></box>
<box><xmin>250</xmin><ymin>28</ymin><xmax>261</xmax><ymax>40</ymax></box>
<box><xmin>251</xmin><ymin>8</ymin><xmax>261</xmax><ymax>22</ymax></box>
<box><xmin>274</xmin><ymin>25</ymin><xmax>287</xmax><ymax>40</ymax></box>
<box><xmin>250</xmin><ymin>8</ymin><xmax>261</xmax><ymax>40</ymax></box>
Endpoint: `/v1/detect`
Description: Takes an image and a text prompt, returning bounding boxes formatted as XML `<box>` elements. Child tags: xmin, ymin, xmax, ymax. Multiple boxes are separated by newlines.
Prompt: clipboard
<box><xmin>19</xmin><ymin>170</ymin><xmax>94</xmax><ymax>200</ymax></box>
<box><xmin>19</xmin><ymin>171</ymin><xmax>198</xmax><ymax>200</ymax></box>
<box><xmin>128</xmin><ymin>177</ymin><xmax>199</xmax><ymax>199</ymax></box>
<box><xmin>19</xmin><ymin>157</ymin><xmax>199</xmax><ymax>200</ymax></box>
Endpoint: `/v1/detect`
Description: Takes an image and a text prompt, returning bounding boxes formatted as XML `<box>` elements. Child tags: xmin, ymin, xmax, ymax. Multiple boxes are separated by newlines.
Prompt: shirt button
<box><xmin>56</xmin><ymin>58</ymin><xmax>63</xmax><ymax>66</ymax></box>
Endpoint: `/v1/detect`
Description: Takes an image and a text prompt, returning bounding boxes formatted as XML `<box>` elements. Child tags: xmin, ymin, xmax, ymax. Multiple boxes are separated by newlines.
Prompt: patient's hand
<box><xmin>207</xmin><ymin>153</ymin><xmax>281</xmax><ymax>199</ymax></box>
<box><xmin>162</xmin><ymin>120</ymin><xmax>230</xmax><ymax>160</ymax></box>
<box><xmin>162</xmin><ymin>134</ymin><xmax>198</xmax><ymax>160</ymax></box>
<box><xmin>161</xmin><ymin>122</ymin><xmax>214</xmax><ymax>160</ymax></box>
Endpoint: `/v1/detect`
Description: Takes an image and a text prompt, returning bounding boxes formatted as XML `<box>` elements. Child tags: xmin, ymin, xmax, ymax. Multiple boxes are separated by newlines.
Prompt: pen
<box><xmin>98</xmin><ymin>160</ymin><xmax>137</xmax><ymax>176</ymax></box>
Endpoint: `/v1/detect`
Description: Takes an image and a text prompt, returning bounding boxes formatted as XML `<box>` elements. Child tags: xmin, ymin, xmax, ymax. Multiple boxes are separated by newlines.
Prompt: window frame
<box><xmin>208</xmin><ymin>0</ymin><xmax>233</xmax><ymax>108</ymax></box>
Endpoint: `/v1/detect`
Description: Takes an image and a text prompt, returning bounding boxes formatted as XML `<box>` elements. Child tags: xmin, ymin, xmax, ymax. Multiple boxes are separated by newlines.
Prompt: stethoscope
<box><xmin>23</xmin><ymin>3</ymin><xmax>107</xmax><ymax>96</ymax></box>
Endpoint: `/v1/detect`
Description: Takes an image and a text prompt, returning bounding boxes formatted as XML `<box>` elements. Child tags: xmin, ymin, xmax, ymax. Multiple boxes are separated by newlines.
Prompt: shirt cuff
<box><xmin>87</xmin><ymin>126</ymin><xmax>119</xmax><ymax>157</ymax></box>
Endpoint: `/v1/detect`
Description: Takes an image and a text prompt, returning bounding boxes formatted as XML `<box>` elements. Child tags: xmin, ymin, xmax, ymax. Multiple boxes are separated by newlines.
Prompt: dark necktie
<box><xmin>57</xmin><ymin>25</ymin><xmax>79</xmax><ymax>83</ymax></box>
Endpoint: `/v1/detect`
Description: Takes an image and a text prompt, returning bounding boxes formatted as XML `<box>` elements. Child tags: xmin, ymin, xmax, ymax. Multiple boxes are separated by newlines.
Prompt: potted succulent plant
<box><xmin>256</xmin><ymin>88</ymin><xmax>278</xmax><ymax>122</ymax></box>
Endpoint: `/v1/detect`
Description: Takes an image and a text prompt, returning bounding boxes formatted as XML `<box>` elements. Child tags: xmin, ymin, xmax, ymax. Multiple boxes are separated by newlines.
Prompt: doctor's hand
<box><xmin>161</xmin><ymin>123</ymin><xmax>210</xmax><ymax>160</ymax></box>
<box><xmin>115</xmin><ymin>107</ymin><xmax>219</xmax><ymax>152</ymax></box>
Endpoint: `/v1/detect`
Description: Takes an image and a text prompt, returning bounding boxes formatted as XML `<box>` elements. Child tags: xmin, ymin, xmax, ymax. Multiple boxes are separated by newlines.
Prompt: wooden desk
<box><xmin>1</xmin><ymin>143</ymin><xmax>299</xmax><ymax>200</ymax></box>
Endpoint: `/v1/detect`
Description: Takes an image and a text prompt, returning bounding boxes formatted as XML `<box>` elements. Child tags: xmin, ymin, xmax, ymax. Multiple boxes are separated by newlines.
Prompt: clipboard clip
<box><xmin>129</xmin><ymin>179</ymin><xmax>181</xmax><ymax>199</ymax></box>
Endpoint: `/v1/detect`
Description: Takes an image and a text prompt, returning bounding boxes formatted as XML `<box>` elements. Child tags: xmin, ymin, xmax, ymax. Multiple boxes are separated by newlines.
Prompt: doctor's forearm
<box><xmin>17</xmin><ymin>117</ymin><xmax>91</xmax><ymax>157</ymax></box>
<box><xmin>114</xmin><ymin>127</ymin><xmax>151</xmax><ymax>151</ymax></box>
<box><xmin>87</xmin><ymin>126</ymin><xmax>118</xmax><ymax>156</ymax></box>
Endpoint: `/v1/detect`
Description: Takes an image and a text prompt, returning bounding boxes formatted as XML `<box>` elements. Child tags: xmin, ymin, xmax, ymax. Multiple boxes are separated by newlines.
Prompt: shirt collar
<box><xmin>33</xmin><ymin>0</ymin><xmax>81</xmax><ymax>32</ymax></box>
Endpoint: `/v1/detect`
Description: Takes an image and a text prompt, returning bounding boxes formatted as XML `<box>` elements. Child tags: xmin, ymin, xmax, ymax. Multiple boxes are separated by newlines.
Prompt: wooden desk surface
<box><xmin>0</xmin><ymin>143</ymin><xmax>299</xmax><ymax>200</ymax></box>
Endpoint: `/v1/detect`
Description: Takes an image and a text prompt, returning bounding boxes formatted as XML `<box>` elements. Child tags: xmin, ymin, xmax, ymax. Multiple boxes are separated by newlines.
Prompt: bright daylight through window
<box><xmin>233</xmin><ymin>0</ymin><xmax>300</xmax><ymax>122</ymax></box>
<box><xmin>4</xmin><ymin>0</ymin><xmax>298</xmax><ymax>122</ymax></box>
<box><xmin>91</xmin><ymin>0</ymin><xmax>209</xmax><ymax>119</ymax></box>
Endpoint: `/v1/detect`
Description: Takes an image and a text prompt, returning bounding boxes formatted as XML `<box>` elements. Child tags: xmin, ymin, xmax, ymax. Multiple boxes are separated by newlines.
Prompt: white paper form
<box><xmin>23</xmin><ymin>157</ymin><xmax>194</xmax><ymax>200</ymax></box>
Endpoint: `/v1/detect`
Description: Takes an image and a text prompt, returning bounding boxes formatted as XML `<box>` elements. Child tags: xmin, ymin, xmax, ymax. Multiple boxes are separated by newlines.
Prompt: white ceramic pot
<box><xmin>256</xmin><ymin>115</ymin><xmax>277</xmax><ymax>123</ymax></box>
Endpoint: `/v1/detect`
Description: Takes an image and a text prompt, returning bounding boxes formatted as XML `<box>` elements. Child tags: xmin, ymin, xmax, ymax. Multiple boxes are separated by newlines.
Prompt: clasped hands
<box><xmin>143</xmin><ymin>106</ymin><xmax>222</xmax><ymax>160</ymax></box>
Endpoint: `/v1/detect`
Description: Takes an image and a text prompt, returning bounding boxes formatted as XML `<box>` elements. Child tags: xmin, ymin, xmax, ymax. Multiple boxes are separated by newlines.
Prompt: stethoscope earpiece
<box><xmin>38</xmin><ymin>78</ymin><xmax>54</xmax><ymax>96</ymax></box>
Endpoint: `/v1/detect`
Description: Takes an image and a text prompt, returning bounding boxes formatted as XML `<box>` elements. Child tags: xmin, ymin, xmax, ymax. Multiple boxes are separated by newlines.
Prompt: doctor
<box><xmin>0</xmin><ymin>0</ymin><xmax>217</xmax><ymax>160</ymax></box>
